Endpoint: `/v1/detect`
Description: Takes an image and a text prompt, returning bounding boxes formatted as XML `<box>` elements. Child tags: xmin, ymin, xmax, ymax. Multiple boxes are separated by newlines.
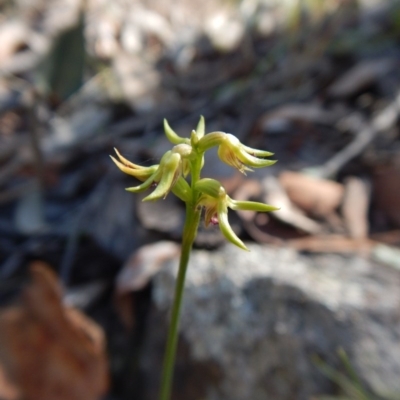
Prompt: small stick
<box><xmin>319</xmin><ymin>90</ymin><xmax>400</xmax><ymax>179</ymax></box>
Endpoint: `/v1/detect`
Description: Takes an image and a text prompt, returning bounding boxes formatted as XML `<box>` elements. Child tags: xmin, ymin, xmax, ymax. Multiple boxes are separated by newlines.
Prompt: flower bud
<box><xmin>196</xmin><ymin>116</ymin><xmax>205</xmax><ymax>139</ymax></box>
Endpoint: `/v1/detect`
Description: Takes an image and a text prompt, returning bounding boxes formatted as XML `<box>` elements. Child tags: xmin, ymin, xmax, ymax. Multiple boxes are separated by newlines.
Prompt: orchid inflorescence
<box><xmin>112</xmin><ymin>117</ymin><xmax>279</xmax><ymax>400</ymax></box>
<box><xmin>111</xmin><ymin>117</ymin><xmax>278</xmax><ymax>251</ymax></box>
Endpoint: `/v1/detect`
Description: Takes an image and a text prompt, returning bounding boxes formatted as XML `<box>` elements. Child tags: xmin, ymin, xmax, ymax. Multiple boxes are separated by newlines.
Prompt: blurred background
<box><xmin>0</xmin><ymin>0</ymin><xmax>400</xmax><ymax>399</ymax></box>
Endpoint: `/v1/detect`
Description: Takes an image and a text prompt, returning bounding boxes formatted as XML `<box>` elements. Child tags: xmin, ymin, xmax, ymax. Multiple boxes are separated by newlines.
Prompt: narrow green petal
<box><xmin>126</xmin><ymin>174</ymin><xmax>155</xmax><ymax>192</ymax></box>
<box><xmin>110</xmin><ymin>155</ymin><xmax>134</xmax><ymax>175</ymax></box>
<box><xmin>190</xmin><ymin>130</ymin><xmax>199</xmax><ymax>146</ymax></box>
<box><xmin>237</xmin><ymin>150</ymin><xmax>277</xmax><ymax>168</ymax></box>
<box><xmin>196</xmin><ymin>116</ymin><xmax>205</xmax><ymax>139</ymax></box>
<box><xmin>216</xmin><ymin>146</ymin><xmax>253</xmax><ymax>174</ymax></box>
<box><xmin>143</xmin><ymin>174</ymin><xmax>174</xmax><ymax>201</ymax></box>
<box><xmin>228</xmin><ymin>199</ymin><xmax>280</xmax><ymax>212</ymax></box>
<box><xmin>164</xmin><ymin>119</ymin><xmax>187</xmax><ymax>145</ymax></box>
<box><xmin>242</xmin><ymin>145</ymin><xmax>274</xmax><ymax>157</ymax></box>
<box><xmin>218</xmin><ymin>203</ymin><xmax>249</xmax><ymax>251</ymax></box>
<box><xmin>110</xmin><ymin>155</ymin><xmax>158</xmax><ymax>180</ymax></box>
<box><xmin>114</xmin><ymin>148</ymin><xmax>140</xmax><ymax>169</ymax></box>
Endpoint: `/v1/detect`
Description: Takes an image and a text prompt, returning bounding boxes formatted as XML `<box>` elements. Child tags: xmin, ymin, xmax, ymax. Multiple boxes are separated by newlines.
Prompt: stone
<box><xmin>141</xmin><ymin>244</ymin><xmax>400</xmax><ymax>400</ymax></box>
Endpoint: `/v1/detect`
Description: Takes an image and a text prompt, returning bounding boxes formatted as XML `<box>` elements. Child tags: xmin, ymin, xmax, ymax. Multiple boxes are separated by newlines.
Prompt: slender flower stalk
<box><xmin>111</xmin><ymin>117</ymin><xmax>278</xmax><ymax>400</ymax></box>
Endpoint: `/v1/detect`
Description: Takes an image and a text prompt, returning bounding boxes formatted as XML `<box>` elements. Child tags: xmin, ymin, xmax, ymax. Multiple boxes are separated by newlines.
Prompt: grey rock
<box><xmin>142</xmin><ymin>244</ymin><xmax>400</xmax><ymax>400</ymax></box>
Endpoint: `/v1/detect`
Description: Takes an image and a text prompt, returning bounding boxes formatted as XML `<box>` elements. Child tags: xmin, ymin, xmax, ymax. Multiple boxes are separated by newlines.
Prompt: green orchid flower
<box><xmin>195</xmin><ymin>178</ymin><xmax>279</xmax><ymax>251</ymax></box>
<box><xmin>197</xmin><ymin>132</ymin><xmax>276</xmax><ymax>174</ymax></box>
<box><xmin>112</xmin><ymin>145</ymin><xmax>193</xmax><ymax>202</ymax></box>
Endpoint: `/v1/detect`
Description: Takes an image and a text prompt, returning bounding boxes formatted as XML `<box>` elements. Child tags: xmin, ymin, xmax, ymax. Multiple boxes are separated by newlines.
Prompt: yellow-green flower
<box><xmin>197</xmin><ymin>132</ymin><xmax>276</xmax><ymax>174</ymax></box>
<box><xmin>111</xmin><ymin>147</ymin><xmax>190</xmax><ymax>202</ymax></box>
<box><xmin>196</xmin><ymin>179</ymin><xmax>279</xmax><ymax>250</ymax></box>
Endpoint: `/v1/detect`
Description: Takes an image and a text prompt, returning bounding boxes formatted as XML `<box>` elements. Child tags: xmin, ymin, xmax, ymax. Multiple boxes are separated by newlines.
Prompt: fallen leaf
<box><xmin>115</xmin><ymin>241</ymin><xmax>180</xmax><ymax>330</ymax></box>
<box><xmin>35</xmin><ymin>12</ymin><xmax>86</xmax><ymax>103</ymax></box>
<box><xmin>279</xmin><ymin>171</ymin><xmax>344</xmax><ymax>217</ymax></box>
<box><xmin>262</xmin><ymin>175</ymin><xmax>322</xmax><ymax>234</ymax></box>
<box><xmin>341</xmin><ymin>176</ymin><xmax>370</xmax><ymax>239</ymax></box>
<box><xmin>116</xmin><ymin>241</ymin><xmax>180</xmax><ymax>295</ymax></box>
<box><xmin>0</xmin><ymin>362</ymin><xmax>20</xmax><ymax>400</ymax></box>
<box><xmin>0</xmin><ymin>262</ymin><xmax>109</xmax><ymax>400</ymax></box>
<box><xmin>288</xmin><ymin>235</ymin><xmax>373</xmax><ymax>254</ymax></box>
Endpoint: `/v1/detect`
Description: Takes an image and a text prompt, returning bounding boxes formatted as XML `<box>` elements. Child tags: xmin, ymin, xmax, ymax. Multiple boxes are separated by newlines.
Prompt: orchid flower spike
<box><xmin>195</xmin><ymin>179</ymin><xmax>279</xmax><ymax>250</ymax></box>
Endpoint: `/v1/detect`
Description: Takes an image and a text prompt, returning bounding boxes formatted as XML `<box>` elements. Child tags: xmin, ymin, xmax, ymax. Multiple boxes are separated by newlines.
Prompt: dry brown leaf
<box><xmin>279</xmin><ymin>171</ymin><xmax>344</xmax><ymax>217</ymax></box>
<box><xmin>116</xmin><ymin>241</ymin><xmax>180</xmax><ymax>295</ymax></box>
<box><xmin>115</xmin><ymin>241</ymin><xmax>180</xmax><ymax>330</ymax></box>
<box><xmin>0</xmin><ymin>262</ymin><xmax>109</xmax><ymax>400</ymax></box>
<box><xmin>262</xmin><ymin>175</ymin><xmax>322</xmax><ymax>234</ymax></box>
<box><xmin>0</xmin><ymin>362</ymin><xmax>20</xmax><ymax>400</ymax></box>
<box><xmin>288</xmin><ymin>235</ymin><xmax>374</xmax><ymax>254</ymax></box>
<box><xmin>342</xmin><ymin>177</ymin><xmax>370</xmax><ymax>239</ymax></box>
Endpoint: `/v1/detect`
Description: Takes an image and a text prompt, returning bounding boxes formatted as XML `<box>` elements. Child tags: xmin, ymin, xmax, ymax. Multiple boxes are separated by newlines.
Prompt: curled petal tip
<box><xmin>164</xmin><ymin>119</ymin><xmax>188</xmax><ymax>145</ymax></box>
<box><xmin>111</xmin><ymin>150</ymin><xmax>159</xmax><ymax>181</ymax></box>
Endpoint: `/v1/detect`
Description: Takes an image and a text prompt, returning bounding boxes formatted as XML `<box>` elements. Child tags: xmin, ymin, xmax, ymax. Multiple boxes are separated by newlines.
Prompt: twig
<box><xmin>319</xmin><ymin>90</ymin><xmax>400</xmax><ymax>178</ymax></box>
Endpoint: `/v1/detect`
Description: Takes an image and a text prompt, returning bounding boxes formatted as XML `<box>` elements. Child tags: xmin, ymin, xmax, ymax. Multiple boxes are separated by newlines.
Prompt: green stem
<box><xmin>159</xmin><ymin>201</ymin><xmax>201</xmax><ymax>400</ymax></box>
